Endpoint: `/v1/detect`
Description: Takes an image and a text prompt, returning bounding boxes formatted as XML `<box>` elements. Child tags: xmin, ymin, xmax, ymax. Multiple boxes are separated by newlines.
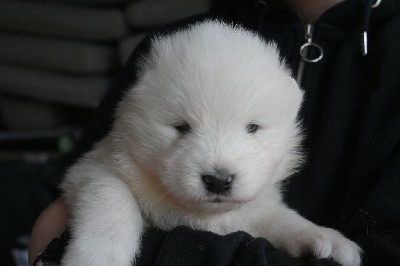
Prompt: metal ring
<box><xmin>254</xmin><ymin>0</ymin><xmax>269</xmax><ymax>13</ymax></box>
<box><xmin>372</xmin><ymin>0</ymin><xmax>382</xmax><ymax>8</ymax></box>
<box><xmin>300</xmin><ymin>42</ymin><xmax>324</xmax><ymax>63</ymax></box>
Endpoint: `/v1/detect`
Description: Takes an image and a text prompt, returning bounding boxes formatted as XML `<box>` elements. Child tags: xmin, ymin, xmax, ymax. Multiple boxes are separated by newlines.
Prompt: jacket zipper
<box><xmin>296</xmin><ymin>24</ymin><xmax>324</xmax><ymax>85</ymax></box>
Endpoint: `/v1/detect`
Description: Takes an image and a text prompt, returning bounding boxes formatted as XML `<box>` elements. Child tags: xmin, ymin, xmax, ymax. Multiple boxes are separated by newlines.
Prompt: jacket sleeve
<box><xmin>341</xmin><ymin>60</ymin><xmax>400</xmax><ymax>265</ymax></box>
<box><xmin>136</xmin><ymin>226</ymin><xmax>341</xmax><ymax>266</ymax></box>
<box><xmin>34</xmin><ymin>226</ymin><xmax>342</xmax><ymax>266</ymax></box>
<box><xmin>351</xmin><ymin>151</ymin><xmax>400</xmax><ymax>265</ymax></box>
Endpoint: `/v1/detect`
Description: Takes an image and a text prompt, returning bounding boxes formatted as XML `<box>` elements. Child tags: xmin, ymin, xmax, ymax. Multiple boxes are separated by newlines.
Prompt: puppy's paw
<box><xmin>286</xmin><ymin>227</ymin><xmax>362</xmax><ymax>266</ymax></box>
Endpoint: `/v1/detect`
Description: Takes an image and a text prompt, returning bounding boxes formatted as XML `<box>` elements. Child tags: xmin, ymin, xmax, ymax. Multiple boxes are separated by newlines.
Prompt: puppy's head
<box><xmin>115</xmin><ymin>21</ymin><xmax>303</xmax><ymax>213</ymax></box>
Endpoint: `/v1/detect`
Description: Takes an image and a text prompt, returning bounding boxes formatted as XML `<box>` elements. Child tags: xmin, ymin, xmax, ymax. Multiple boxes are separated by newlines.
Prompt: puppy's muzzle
<box><xmin>201</xmin><ymin>170</ymin><xmax>234</xmax><ymax>194</ymax></box>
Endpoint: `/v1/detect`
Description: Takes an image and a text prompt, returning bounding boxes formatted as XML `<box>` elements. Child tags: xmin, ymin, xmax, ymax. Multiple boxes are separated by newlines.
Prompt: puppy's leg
<box><xmin>259</xmin><ymin>206</ymin><xmax>362</xmax><ymax>266</ymax></box>
<box><xmin>61</xmin><ymin>162</ymin><xmax>143</xmax><ymax>266</ymax></box>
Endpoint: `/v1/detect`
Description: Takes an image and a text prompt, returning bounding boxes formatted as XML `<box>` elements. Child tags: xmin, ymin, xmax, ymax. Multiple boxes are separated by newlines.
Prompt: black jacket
<box><xmin>37</xmin><ymin>0</ymin><xmax>400</xmax><ymax>265</ymax></box>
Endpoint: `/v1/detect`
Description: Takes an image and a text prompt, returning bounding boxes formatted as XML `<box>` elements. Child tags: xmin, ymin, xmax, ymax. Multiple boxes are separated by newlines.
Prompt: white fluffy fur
<box><xmin>61</xmin><ymin>21</ymin><xmax>362</xmax><ymax>266</ymax></box>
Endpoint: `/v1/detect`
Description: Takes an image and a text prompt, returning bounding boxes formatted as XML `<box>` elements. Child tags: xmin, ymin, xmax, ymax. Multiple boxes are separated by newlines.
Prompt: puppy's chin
<box><xmin>176</xmin><ymin>196</ymin><xmax>246</xmax><ymax>214</ymax></box>
<box><xmin>198</xmin><ymin>200</ymin><xmax>243</xmax><ymax>213</ymax></box>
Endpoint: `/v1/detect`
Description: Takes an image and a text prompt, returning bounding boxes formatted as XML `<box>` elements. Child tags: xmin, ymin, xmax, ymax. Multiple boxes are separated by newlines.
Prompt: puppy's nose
<box><xmin>202</xmin><ymin>170</ymin><xmax>234</xmax><ymax>194</ymax></box>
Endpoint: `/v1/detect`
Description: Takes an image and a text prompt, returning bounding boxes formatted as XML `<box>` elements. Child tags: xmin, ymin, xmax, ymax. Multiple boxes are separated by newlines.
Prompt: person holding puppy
<box><xmin>30</xmin><ymin>0</ymin><xmax>400</xmax><ymax>265</ymax></box>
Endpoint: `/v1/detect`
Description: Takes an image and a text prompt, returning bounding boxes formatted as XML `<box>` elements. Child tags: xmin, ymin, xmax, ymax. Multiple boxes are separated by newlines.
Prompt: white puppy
<box><xmin>61</xmin><ymin>20</ymin><xmax>362</xmax><ymax>266</ymax></box>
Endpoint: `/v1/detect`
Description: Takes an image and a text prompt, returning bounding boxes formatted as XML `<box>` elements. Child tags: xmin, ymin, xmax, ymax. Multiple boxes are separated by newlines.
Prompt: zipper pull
<box><xmin>361</xmin><ymin>31</ymin><xmax>368</xmax><ymax>56</ymax></box>
<box><xmin>296</xmin><ymin>24</ymin><xmax>324</xmax><ymax>84</ymax></box>
<box><xmin>299</xmin><ymin>24</ymin><xmax>324</xmax><ymax>63</ymax></box>
<box><xmin>305</xmin><ymin>24</ymin><xmax>313</xmax><ymax>43</ymax></box>
<box><xmin>361</xmin><ymin>0</ymin><xmax>381</xmax><ymax>56</ymax></box>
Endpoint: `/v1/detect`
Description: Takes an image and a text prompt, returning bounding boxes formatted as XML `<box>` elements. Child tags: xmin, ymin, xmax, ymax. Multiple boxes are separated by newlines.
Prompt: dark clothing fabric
<box><xmin>35</xmin><ymin>227</ymin><xmax>341</xmax><ymax>266</ymax></box>
<box><xmin>37</xmin><ymin>0</ymin><xmax>400</xmax><ymax>265</ymax></box>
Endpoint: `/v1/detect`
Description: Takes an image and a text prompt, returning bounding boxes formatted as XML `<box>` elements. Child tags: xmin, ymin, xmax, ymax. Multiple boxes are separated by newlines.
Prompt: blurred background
<box><xmin>0</xmin><ymin>0</ymin><xmax>211</xmax><ymax>265</ymax></box>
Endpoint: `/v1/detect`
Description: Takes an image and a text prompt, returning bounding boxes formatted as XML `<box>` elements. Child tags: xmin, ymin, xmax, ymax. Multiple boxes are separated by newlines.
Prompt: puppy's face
<box><xmin>116</xmin><ymin>22</ymin><xmax>303</xmax><ymax>213</ymax></box>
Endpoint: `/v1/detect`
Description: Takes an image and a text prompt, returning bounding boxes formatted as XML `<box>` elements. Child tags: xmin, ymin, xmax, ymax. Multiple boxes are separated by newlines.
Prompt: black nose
<box><xmin>202</xmin><ymin>170</ymin><xmax>234</xmax><ymax>194</ymax></box>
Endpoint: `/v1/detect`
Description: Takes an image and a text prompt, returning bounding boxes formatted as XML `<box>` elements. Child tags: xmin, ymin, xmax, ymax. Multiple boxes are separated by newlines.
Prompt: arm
<box><xmin>347</xmin><ymin>152</ymin><xmax>400</xmax><ymax>265</ymax></box>
<box><xmin>28</xmin><ymin>197</ymin><xmax>70</xmax><ymax>266</ymax></box>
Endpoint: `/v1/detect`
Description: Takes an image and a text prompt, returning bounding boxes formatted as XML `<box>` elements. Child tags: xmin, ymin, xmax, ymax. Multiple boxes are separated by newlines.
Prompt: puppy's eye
<box><xmin>174</xmin><ymin>122</ymin><xmax>192</xmax><ymax>134</ymax></box>
<box><xmin>246</xmin><ymin>123</ymin><xmax>260</xmax><ymax>134</ymax></box>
